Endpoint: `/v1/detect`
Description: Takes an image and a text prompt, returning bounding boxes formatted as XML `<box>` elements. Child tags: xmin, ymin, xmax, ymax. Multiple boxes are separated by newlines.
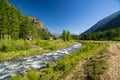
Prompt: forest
<box><xmin>80</xmin><ymin>28</ymin><xmax>120</xmax><ymax>41</ymax></box>
<box><xmin>0</xmin><ymin>0</ymin><xmax>52</xmax><ymax>40</ymax></box>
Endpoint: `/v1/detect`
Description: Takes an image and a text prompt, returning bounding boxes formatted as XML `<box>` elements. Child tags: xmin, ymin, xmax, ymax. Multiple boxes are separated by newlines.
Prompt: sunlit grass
<box><xmin>0</xmin><ymin>40</ymin><xmax>75</xmax><ymax>62</ymax></box>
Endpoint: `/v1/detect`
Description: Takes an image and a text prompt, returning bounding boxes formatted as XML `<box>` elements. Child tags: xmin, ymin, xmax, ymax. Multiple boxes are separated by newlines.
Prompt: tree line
<box><xmin>80</xmin><ymin>28</ymin><xmax>120</xmax><ymax>41</ymax></box>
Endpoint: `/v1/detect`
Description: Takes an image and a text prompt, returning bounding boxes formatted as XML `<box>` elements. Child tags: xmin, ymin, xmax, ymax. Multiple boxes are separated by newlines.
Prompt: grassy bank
<box><xmin>84</xmin><ymin>47</ymin><xmax>109</xmax><ymax>80</ymax></box>
<box><xmin>0</xmin><ymin>40</ymin><xmax>75</xmax><ymax>62</ymax></box>
<box><xmin>11</xmin><ymin>41</ymin><xmax>105</xmax><ymax>80</ymax></box>
<box><xmin>67</xmin><ymin>41</ymin><xmax>109</xmax><ymax>80</ymax></box>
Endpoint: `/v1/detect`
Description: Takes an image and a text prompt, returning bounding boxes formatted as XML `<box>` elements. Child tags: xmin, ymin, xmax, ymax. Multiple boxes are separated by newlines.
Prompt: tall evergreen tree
<box><xmin>0</xmin><ymin>0</ymin><xmax>10</xmax><ymax>39</ymax></box>
<box><xmin>66</xmin><ymin>31</ymin><xmax>71</xmax><ymax>41</ymax></box>
<box><xmin>62</xmin><ymin>30</ymin><xmax>67</xmax><ymax>41</ymax></box>
<box><xmin>9</xmin><ymin>4</ymin><xmax>19</xmax><ymax>39</ymax></box>
<box><xmin>19</xmin><ymin>16</ymin><xmax>32</xmax><ymax>39</ymax></box>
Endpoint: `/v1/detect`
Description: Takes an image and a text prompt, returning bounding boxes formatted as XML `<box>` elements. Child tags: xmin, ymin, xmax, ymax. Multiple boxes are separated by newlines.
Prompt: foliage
<box><xmin>62</xmin><ymin>30</ymin><xmax>71</xmax><ymax>41</ymax></box>
<box><xmin>19</xmin><ymin>16</ymin><xmax>32</xmax><ymax>39</ymax></box>
<box><xmin>37</xmin><ymin>30</ymin><xmax>53</xmax><ymax>40</ymax></box>
<box><xmin>11</xmin><ymin>75</ymin><xmax>26</xmax><ymax>80</ymax></box>
<box><xmin>0</xmin><ymin>40</ymin><xmax>31</xmax><ymax>52</ymax></box>
<box><xmin>62</xmin><ymin>30</ymin><xmax>67</xmax><ymax>41</ymax></box>
<box><xmin>27</xmin><ymin>69</ymin><xmax>40</xmax><ymax>80</ymax></box>
<box><xmin>71</xmin><ymin>34</ymin><xmax>79</xmax><ymax>40</ymax></box>
<box><xmin>80</xmin><ymin>28</ymin><xmax>120</xmax><ymax>40</ymax></box>
<box><xmin>66</xmin><ymin>31</ymin><xmax>71</xmax><ymax>41</ymax></box>
<box><xmin>11</xmin><ymin>69</ymin><xmax>39</xmax><ymax>80</ymax></box>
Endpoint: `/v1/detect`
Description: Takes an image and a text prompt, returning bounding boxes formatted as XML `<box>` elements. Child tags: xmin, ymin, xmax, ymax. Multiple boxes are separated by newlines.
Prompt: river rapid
<box><xmin>0</xmin><ymin>43</ymin><xmax>82</xmax><ymax>80</ymax></box>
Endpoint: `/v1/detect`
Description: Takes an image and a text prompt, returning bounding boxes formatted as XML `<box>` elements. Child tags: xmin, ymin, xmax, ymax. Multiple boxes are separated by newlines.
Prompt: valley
<box><xmin>1</xmin><ymin>0</ymin><xmax>120</xmax><ymax>80</ymax></box>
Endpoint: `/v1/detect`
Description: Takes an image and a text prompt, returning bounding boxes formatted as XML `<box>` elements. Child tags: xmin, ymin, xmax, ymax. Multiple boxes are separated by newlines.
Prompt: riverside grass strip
<box><xmin>0</xmin><ymin>40</ymin><xmax>75</xmax><ymax>62</ymax></box>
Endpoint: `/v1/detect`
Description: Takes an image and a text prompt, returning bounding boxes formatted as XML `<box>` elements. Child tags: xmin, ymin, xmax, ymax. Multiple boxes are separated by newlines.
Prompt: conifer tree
<box><xmin>66</xmin><ymin>31</ymin><xmax>71</xmax><ymax>41</ymax></box>
<box><xmin>9</xmin><ymin>4</ymin><xmax>19</xmax><ymax>39</ymax></box>
<box><xmin>19</xmin><ymin>16</ymin><xmax>32</xmax><ymax>39</ymax></box>
<box><xmin>62</xmin><ymin>30</ymin><xmax>67</xmax><ymax>41</ymax></box>
<box><xmin>0</xmin><ymin>0</ymin><xmax>10</xmax><ymax>39</ymax></box>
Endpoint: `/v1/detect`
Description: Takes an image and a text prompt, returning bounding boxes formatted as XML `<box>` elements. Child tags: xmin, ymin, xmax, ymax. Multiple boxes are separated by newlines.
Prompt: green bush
<box><xmin>11</xmin><ymin>75</ymin><xmax>26</xmax><ymax>80</ymax></box>
<box><xmin>0</xmin><ymin>40</ymin><xmax>32</xmax><ymax>52</ymax></box>
<box><xmin>27</xmin><ymin>69</ymin><xmax>39</xmax><ymax>80</ymax></box>
<box><xmin>0</xmin><ymin>42</ymin><xmax>13</xmax><ymax>52</ymax></box>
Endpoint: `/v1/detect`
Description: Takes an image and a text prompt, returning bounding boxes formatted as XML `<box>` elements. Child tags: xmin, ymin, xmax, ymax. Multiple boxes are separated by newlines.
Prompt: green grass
<box><xmin>11</xmin><ymin>41</ymin><xmax>105</xmax><ymax>80</ymax></box>
<box><xmin>84</xmin><ymin>45</ymin><xmax>109</xmax><ymax>80</ymax></box>
<box><xmin>0</xmin><ymin>40</ymin><xmax>75</xmax><ymax>62</ymax></box>
<box><xmin>70</xmin><ymin>42</ymin><xmax>109</xmax><ymax>80</ymax></box>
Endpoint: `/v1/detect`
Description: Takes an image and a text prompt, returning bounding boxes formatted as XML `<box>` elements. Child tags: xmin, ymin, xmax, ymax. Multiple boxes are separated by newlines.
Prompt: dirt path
<box><xmin>65</xmin><ymin>60</ymin><xmax>86</xmax><ymax>80</ymax></box>
<box><xmin>107</xmin><ymin>43</ymin><xmax>120</xmax><ymax>80</ymax></box>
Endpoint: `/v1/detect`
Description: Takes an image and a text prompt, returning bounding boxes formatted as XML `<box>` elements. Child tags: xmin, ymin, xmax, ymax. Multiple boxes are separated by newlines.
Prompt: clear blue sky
<box><xmin>8</xmin><ymin>0</ymin><xmax>120</xmax><ymax>35</ymax></box>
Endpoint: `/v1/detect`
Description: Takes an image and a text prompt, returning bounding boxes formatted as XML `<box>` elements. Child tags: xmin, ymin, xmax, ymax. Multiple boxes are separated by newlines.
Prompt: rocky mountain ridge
<box><xmin>29</xmin><ymin>16</ymin><xmax>48</xmax><ymax>32</ymax></box>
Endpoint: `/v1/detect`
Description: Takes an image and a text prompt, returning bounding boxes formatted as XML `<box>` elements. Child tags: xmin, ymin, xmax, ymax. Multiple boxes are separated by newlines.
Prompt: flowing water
<box><xmin>0</xmin><ymin>43</ymin><xmax>82</xmax><ymax>80</ymax></box>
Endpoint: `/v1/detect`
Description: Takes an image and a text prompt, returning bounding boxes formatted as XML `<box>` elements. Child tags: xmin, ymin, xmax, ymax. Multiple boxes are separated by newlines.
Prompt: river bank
<box><xmin>0</xmin><ymin>43</ymin><xmax>82</xmax><ymax>80</ymax></box>
<box><xmin>0</xmin><ymin>40</ymin><xmax>75</xmax><ymax>62</ymax></box>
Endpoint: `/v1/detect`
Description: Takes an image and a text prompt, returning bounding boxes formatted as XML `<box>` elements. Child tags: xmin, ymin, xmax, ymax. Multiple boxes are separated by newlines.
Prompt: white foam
<box><xmin>0</xmin><ymin>68</ymin><xmax>5</xmax><ymax>73</ymax></box>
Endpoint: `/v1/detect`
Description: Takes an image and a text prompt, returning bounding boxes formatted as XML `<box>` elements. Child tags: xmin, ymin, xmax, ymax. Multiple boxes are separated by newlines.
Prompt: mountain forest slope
<box><xmin>80</xmin><ymin>11</ymin><xmax>120</xmax><ymax>40</ymax></box>
<box><xmin>0</xmin><ymin>0</ymin><xmax>52</xmax><ymax>40</ymax></box>
<box><xmin>95</xmin><ymin>14</ymin><xmax>120</xmax><ymax>32</ymax></box>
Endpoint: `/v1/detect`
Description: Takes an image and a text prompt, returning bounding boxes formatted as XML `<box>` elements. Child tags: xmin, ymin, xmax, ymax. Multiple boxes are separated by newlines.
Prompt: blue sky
<box><xmin>9</xmin><ymin>0</ymin><xmax>120</xmax><ymax>35</ymax></box>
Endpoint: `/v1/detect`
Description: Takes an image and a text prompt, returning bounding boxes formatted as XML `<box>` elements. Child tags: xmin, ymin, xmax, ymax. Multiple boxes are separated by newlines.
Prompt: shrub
<box><xmin>11</xmin><ymin>75</ymin><xmax>27</xmax><ymax>80</ymax></box>
<box><xmin>84</xmin><ymin>50</ymin><xmax>108</xmax><ymax>80</ymax></box>
<box><xmin>27</xmin><ymin>69</ymin><xmax>39</xmax><ymax>80</ymax></box>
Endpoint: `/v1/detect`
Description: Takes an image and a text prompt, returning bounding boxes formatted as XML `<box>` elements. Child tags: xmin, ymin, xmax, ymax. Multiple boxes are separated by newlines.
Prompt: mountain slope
<box><xmin>95</xmin><ymin>14</ymin><xmax>120</xmax><ymax>32</ymax></box>
<box><xmin>80</xmin><ymin>11</ymin><xmax>120</xmax><ymax>40</ymax></box>
<box><xmin>0</xmin><ymin>0</ymin><xmax>52</xmax><ymax>40</ymax></box>
<box><xmin>28</xmin><ymin>16</ymin><xmax>54</xmax><ymax>39</ymax></box>
<box><xmin>82</xmin><ymin>11</ymin><xmax>120</xmax><ymax>35</ymax></box>
<box><xmin>29</xmin><ymin>16</ymin><xmax>48</xmax><ymax>32</ymax></box>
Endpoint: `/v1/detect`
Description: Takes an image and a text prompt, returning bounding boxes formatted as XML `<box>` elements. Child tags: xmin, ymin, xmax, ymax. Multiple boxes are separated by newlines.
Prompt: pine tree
<box><xmin>0</xmin><ymin>0</ymin><xmax>10</xmax><ymax>39</ymax></box>
<box><xmin>9</xmin><ymin>4</ymin><xmax>19</xmax><ymax>39</ymax></box>
<box><xmin>62</xmin><ymin>30</ymin><xmax>67</xmax><ymax>41</ymax></box>
<box><xmin>19</xmin><ymin>16</ymin><xmax>32</xmax><ymax>39</ymax></box>
<box><xmin>66</xmin><ymin>31</ymin><xmax>71</xmax><ymax>41</ymax></box>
